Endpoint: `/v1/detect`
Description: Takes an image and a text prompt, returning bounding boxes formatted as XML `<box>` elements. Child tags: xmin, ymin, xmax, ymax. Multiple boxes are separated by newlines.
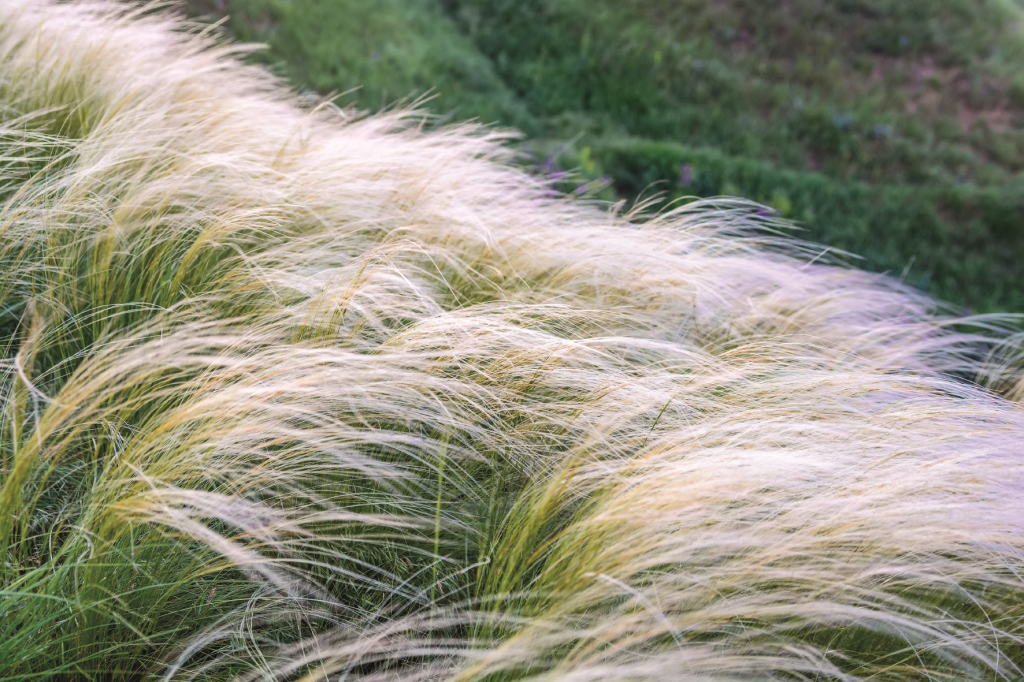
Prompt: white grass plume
<box><xmin>0</xmin><ymin>1</ymin><xmax>1022</xmax><ymax>680</ymax></box>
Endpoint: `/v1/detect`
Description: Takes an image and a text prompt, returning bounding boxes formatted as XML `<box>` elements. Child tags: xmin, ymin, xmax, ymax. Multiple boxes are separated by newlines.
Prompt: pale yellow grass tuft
<box><xmin>0</xmin><ymin>2</ymin><xmax>1021</xmax><ymax>680</ymax></box>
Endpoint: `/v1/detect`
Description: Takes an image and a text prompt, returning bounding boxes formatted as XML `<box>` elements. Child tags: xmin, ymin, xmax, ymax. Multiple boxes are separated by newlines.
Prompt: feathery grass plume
<box><xmin>0</xmin><ymin>1</ymin><xmax>1022</xmax><ymax>680</ymax></box>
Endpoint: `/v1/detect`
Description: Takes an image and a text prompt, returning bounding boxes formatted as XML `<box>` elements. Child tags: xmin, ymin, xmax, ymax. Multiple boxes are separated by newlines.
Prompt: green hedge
<box><xmin>584</xmin><ymin>138</ymin><xmax>1024</xmax><ymax>312</ymax></box>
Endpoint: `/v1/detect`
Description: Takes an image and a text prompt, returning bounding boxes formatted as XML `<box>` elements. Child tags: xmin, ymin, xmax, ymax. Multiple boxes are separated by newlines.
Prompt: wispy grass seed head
<box><xmin>0</xmin><ymin>1</ymin><xmax>1022</xmax><ymax>680</ymax></box>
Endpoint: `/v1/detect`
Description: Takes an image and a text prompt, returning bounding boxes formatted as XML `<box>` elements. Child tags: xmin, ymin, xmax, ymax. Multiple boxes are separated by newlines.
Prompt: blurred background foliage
<box><xmin>188</xmin><ymin>0</ymin><xmax>1024</xmax><ymax>312</ymax></box>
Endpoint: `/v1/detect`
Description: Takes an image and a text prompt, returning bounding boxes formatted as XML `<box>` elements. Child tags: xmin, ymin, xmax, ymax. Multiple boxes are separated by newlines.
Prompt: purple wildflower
<box><xmin>677</xmin><ymin>164</ymin><xmax>693</xmax><ymax>186</ymax></box>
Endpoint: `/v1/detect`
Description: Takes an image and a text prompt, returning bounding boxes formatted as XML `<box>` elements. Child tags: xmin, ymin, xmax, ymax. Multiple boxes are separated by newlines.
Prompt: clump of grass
<box><xmin>0</xmin><ymin>2</ymin><xmax>1023</xmax><ymax>680</ymax></box>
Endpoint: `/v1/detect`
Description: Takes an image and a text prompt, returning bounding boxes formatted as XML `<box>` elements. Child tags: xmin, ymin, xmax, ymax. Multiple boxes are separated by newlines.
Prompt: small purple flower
<box><xmin>371</xmin><ymin>51</ymin><xmax>380</xmax><ymax>61</ymax></box>
<box><xmin>756</xmin><ymin>206</ymin><xmax>776</xmax><ymax>218</ymax></box>
<box><xmin>869</xmin><ymin>124</ymin><xmax>893</xmax><ymax>139</ymax></box>
<box><xmin>833</xmin><ymin>112</ymin><xmax>853</xmax><ymax>131</ymax></box>
<box><xmin>676</xmin><ymin>163</ymin><xmax>693</xmax><ymax>186</ymax></box>
<box><xmin>550</xmin><ymin>170</ymin><xmax>566</xmax><ymax>181</ymax></box>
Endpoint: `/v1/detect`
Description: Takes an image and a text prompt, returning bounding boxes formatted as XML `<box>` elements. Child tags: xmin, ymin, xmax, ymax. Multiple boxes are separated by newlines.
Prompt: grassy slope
<box><xmin>189</xmin><ymin>0</ymin><xmax>534</xmax><ymax>130</ymax></box>
<box><xmin>189</xmin><ymin>0</ymin><xmax>1024</xmax><ymax>313</ymax></box>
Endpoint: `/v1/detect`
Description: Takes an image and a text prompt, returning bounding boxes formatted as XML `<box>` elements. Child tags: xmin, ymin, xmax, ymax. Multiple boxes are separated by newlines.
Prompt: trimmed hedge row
<box><xmin>587</xmin><ymin>139</ymin><xmax>1024</xmax><ymax>312</ymax></box>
